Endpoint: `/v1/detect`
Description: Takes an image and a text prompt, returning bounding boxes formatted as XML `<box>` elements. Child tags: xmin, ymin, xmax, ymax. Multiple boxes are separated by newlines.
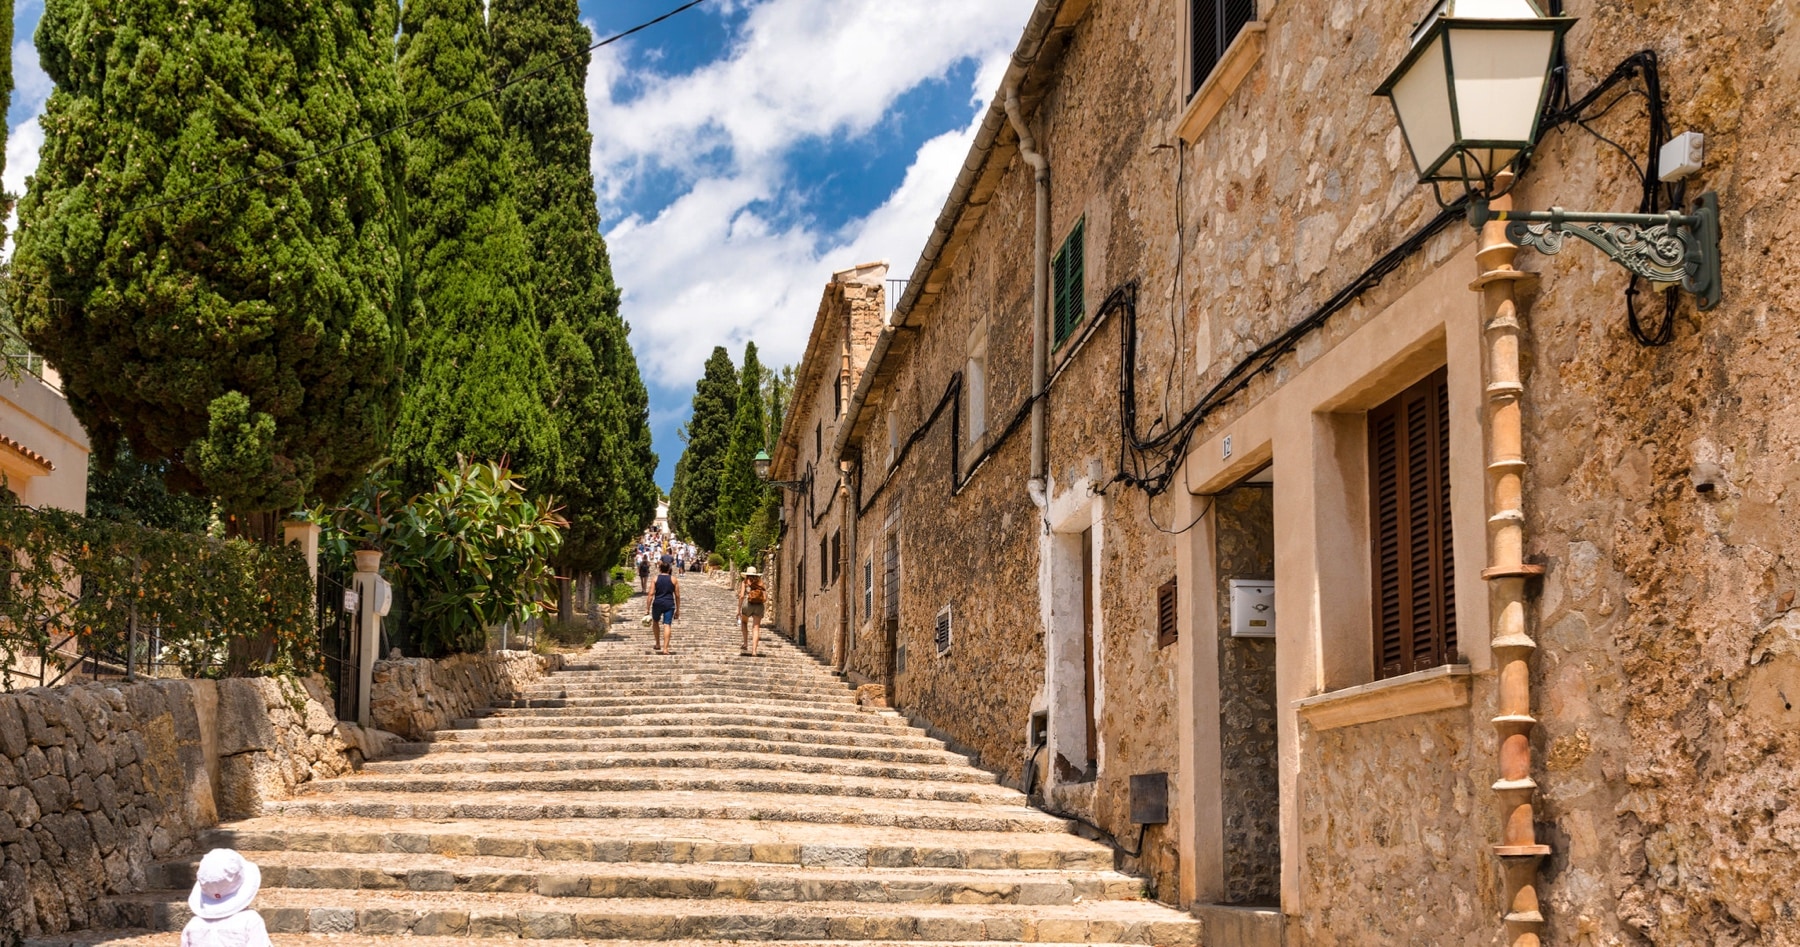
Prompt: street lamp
<box><xmin>753</xmin><ymin>449</ymin><xmax>807</xmax><ymax>492</ymax></box>
<box><xmin>1375</xmin><ymin>0</ymin><xmax>1721</xmax><ymax>309</ymax></box>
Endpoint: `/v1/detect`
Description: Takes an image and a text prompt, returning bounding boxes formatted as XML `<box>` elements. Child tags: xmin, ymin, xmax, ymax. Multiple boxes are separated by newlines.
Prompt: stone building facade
<box><xmin>815</xmin><ymin>0</ymin><xmax>1799</xmax><ymax>944</ymax></box>
<box><xmin>767</xmin><ymin>262</ymin><xmax>887</xmax><ymax>667</ymax></box>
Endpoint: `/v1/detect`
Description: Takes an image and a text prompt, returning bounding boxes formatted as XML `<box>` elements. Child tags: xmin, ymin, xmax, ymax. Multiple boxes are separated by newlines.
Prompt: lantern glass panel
<box><xmin>1390</xmin><ymin>38</ymin><xmax>1455</xmax><ymax>177</ymax></box>
<box><xmin>1447</xmin><ymin>27</ymin><xmax>1557</xmax><ymax>143</ymax></box>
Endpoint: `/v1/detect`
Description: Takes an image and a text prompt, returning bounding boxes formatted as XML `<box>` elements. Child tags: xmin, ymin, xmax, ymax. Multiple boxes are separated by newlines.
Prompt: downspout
<box><xmin>1005</xmin><ymin>84</ymin><xmax>1051</xmax><ymax>494</ymax></box>
<box><xmin>837</xmin><ymin>467</ymin><xmax>852</xmax><ymax>671</ymax></box>
<box><xmin>1473</xmin><ymin>173</ymin><xmax>1551</xmax><ymax>947</ymax></box>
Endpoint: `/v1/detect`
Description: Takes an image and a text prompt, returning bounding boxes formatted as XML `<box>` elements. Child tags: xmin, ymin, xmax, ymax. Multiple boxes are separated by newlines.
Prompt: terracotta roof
<box><xmin>0</xmin><ymin>432</ymin><xmax>54</xmax><ymax>473</ymax></box>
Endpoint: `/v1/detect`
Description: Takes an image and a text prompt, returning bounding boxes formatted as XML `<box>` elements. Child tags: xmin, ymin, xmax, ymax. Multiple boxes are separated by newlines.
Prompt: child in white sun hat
<box><xmin>181</xmin><ymin>848</ymin><xmax>272</xmax><ymax>947</ymax></box>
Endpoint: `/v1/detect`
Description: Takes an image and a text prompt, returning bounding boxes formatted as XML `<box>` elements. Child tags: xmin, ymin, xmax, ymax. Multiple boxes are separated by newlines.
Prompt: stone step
<box><xmin>30</xmin><ymin>935</ymin><xmax>1159</xmax><ymax>947</ymax></box>
<box><xmin>203</xmin><ymin>816</ymin><xmax>1116</xmax><ymax>871</ymax></box>
<box><xmin>489</xmin><ymin>697</ymin><xmax>885</xmax><ymax>720</ymax></box>
<box><xmin>451</xmin><ymin>711</ymin><xmax>916</xmax><ymax>735</ymax></box>
<box><xmin>527</xmin><ymin>677</ymin><xmax>854</xmax><ymax>694</ymax></box>
<box><xmin>362</xmin><ymin>750</ymin><xmax>995</xmax><ymax>783</ymax></box>
<box><xmin>545</xmin><ymin>667</ymin><xmax>838</xmax><ymax>680</ymax></box>
<box><xmin>422</xmin><ymin>723</ymin><xmax>942</xmax><ymax>750</ymax></box>
<box><xmin>149</xmin><ymin>851</ymin><xmax>1148</xmax><ymax>905</ymax></box>
<box><xmin>524</xmin><ymin>684</ymin><xmax>858</xmax><ymax>704</ymax></box>
<box><xmin>384</xmin><ymin>736</ymin><xmax>964</xmax><ymax>765</ymax></box>
<box><xmin>94</xmin><ymin>890</ymin><xmax>1200</xmax><ymax>943</ymax></box>
<box><xmin>304</xmin><ymin>767</ymin><xmax>1023</xmax><ymax>805</ymax></box>
<box><xmin>264</xmin><ymin>789</ymin><xmax>1072</xmax><ymax>833</ymax></box>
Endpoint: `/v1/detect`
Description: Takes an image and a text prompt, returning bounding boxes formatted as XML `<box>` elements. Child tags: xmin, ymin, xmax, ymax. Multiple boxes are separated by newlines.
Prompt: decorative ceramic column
<box><xmin>1471</xmin><ymin>176</ymin><xmax>1551</xmax><ymax>947</ymax></box>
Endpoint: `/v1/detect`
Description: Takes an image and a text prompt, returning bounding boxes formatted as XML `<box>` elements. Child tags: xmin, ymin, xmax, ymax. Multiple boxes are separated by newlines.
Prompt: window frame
<box><xmin>966</xmin><ymin>320</ymin><xmax>989</xmax><ymax>444</ymax></box>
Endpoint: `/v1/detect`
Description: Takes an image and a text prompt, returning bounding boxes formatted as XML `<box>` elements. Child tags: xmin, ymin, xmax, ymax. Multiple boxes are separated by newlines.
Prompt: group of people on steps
<box><xmin>639</xmin><ymin>532</ymin><xmax>768</xmax><ymax>658</ymax></box>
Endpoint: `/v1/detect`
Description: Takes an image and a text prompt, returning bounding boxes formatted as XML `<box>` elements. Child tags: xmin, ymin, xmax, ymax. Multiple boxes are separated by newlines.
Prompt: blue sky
<box><xmin>4</xmin><ymin>0</ymin><xmax>1036</xmax><ymax>490</ymax></box>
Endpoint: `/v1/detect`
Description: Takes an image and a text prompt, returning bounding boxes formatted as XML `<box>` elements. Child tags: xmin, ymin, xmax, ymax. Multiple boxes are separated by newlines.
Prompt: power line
<box><xmin>124</xmin><ymin>0</ymin><xmax>713</xmax><ymax>217</ymax></box>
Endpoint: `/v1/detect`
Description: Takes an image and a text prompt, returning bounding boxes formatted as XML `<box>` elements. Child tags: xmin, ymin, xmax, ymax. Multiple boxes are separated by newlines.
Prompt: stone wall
<box><xmin>368</xmin><ymin>650</ymin><xmax>560</xmax><ymax>741</ymax></box>
<box><xmin>0</xmin><ymin>676</ymin><xmax>351</xmax><ymax>939</ymax></box>
<box><xmin>1294</xmin><ymin>707</ymin><xmax>1489</xmax><ymax>947</ymax></box>
<box><xmin>1214</xmin><ymin>486</ymin><xmax>1278</xmax><ymax>907</ymax></box>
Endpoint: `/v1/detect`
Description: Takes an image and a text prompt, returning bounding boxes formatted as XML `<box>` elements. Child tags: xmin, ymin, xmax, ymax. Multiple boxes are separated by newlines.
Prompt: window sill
<box><xmin>1176</xmin><ymin>22</ymin><xmax>1268</xmax><ymax>145</ymax></box>
<box><xmin>1293</xmin><ymin>664</ymin><xmax>1473</xmax><ymax>732</ymax></box>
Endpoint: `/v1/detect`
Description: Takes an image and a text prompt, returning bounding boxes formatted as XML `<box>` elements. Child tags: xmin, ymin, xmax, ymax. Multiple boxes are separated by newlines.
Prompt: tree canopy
<box><xmin>389</xmin><ymin>0</ymin><xmax>560</xmax><ymax>497</ymax></box>
<box><xmin>492</xmin><ymin>0</ymin><xmax>656</xmax><ymax>574</ymax></box>
<box><xmin>14</xmin><ymin>0</ymin><xmax>408</xmax><ymax>513</ymax></box>
<box><xmin>669</xmin><ymin>346</ymin><xmax>738</xmax><ymax>551</ymax></box>
<box><xmin>715</xmin><ymin>342</ymin><xmax>768</xmax><ymax>541</ymax></box>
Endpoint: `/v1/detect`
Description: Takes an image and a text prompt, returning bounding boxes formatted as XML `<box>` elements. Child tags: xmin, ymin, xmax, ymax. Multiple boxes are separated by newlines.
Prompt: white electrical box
<box><xmin>1658</xmin><ymin>131</ymin><xmax>1704</xmax><ymax>182</ymax></box>
<box><xmin>1229</xmin><ymin>579</ymin><xmax>1275</xmax><ymax>638</ymax></box>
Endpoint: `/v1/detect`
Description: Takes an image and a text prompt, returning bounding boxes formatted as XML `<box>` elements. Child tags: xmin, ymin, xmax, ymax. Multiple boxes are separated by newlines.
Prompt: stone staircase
<box><xmin>28</xmin><ymin>575</ymin><xmax>1201</xmax><ymax>946</ymax></box>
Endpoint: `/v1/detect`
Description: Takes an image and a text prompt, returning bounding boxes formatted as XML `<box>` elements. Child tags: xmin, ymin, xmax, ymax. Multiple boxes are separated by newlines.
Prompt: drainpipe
<box><xmin>837</xmin><ymin>468</ymin><xmax>853</xmax><ymax>671</ymax></box>
<box><xmin>1472</xmin><ymin>173</ymin><xmax>1551</xmax><ymax>947</ymax></box>
<box><xmin>1006</xmin><ymin>84</ymin><xmax>1050</xmax><ymax>492</ymax></box>
<box><xmin>839</xmin><ymin>460</ymin><xmax>858</xmax><ymax>673</ymax></box>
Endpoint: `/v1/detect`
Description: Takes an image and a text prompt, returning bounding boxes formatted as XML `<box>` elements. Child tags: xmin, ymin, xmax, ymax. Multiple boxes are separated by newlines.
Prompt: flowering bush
<box><xmin>0</xmin><ymin>500</ymin><xmax>315</xmax><ymax>687</ymax></box>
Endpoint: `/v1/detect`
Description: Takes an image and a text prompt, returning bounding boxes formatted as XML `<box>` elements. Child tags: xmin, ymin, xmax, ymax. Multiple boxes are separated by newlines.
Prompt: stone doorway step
<box><xmin>27</xmin><ymin>576</ymin><xmax>1200</xmax><ymax>946</ymax></box>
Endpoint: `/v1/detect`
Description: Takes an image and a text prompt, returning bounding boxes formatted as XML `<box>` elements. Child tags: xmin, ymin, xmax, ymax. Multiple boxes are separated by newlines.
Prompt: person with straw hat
<box><xmin>181</xmin><ymin>848</ymin><xmax>271</xmax><ymax>946</ymax></box>
<box><xmin>738</xmin><ymin>566</ymin><xmax>767</xmax><ymax>657</ymax></box>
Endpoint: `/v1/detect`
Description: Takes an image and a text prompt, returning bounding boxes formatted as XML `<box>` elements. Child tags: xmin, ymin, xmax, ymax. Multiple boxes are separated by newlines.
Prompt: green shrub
<box><xmin>0</xmin><ymin>500</ymin><xmax>314</xmax><ymax>686</ymax></box>
<box><xmin>320</xmin><ymin>459</ymin><xmax>565</xmax><ymax>656</ymax></box>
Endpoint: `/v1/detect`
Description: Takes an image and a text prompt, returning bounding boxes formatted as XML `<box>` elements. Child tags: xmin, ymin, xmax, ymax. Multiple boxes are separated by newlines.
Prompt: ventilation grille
<box><xmin>934</xmin><ymin>604</ymin><xmax>953</xmax><ymax>657</ymax></box>
<box><xmin>1157</xmin><ymin>579</ymin><xmax>1179</xmax><ymax>649</ymax></box>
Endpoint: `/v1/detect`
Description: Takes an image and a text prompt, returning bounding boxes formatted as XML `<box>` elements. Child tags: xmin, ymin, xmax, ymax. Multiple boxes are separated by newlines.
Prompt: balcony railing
<box><xmin>885</xmin><ymin>279</ymin><xmax>909</xmax><ymax>319</ymax></box>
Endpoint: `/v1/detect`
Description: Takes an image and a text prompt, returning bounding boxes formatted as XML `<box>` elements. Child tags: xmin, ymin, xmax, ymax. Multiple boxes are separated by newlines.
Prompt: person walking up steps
<box><xmin>636</xmin><ymin>553</ymin><xmax>650</xmax><ymax>595</ymax></box>
<box><xmin>647</xmin><ymin>561</ymin><xmax>680</xmax><ymax>654</ymax></box>
<box><xmin>738</xmin><ymin>566</ymin><xmax>767</xmax><ymax>656</ymax></box>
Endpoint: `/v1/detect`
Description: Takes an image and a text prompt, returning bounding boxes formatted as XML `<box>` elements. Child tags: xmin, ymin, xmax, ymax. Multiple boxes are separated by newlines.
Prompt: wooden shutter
<box><xmin>1191</xmin><ymin>0</ymin><xmax>1257</xmax><ymax>96</ymax></box>
<box><xmin>1369</xmin><ymin>368</ymin><xmax>1456</xmax><ymax>679</ymax></box>
<box><xmin>1053</xmin><ymin>220</ymin><xmax>1085</xmax><ymax>348</ymax></box>
<box><xmin>1157</xmin><ymin>579</ymin><xmax>1179</xmax><ymax>649</ymax></box>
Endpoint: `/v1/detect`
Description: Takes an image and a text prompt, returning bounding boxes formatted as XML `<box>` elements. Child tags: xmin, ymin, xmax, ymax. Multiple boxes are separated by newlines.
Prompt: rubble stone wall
<box><xmin>0</xmin><ymin>676</ymin><xmax>350</xmax><ymax>939</ymax></box>
<box><xmin>368</xmin><ymin>650</ymin><xmax>560</xmax><ymax>741</ymax></box>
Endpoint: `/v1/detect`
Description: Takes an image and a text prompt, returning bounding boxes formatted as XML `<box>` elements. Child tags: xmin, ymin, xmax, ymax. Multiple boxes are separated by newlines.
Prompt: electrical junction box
<box><xmin>1658</xmin><ymin>131</ymin><xmax>1704</xmax><ymax>182</ymax></box>
<box><xmin>1229</xmin><ymin>579</ymin><xmax>1275</xmax><ymax>638</ymax></box>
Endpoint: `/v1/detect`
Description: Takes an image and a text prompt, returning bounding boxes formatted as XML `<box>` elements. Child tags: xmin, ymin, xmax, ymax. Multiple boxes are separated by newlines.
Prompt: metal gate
<box><xmin>318</xmin><ymin>568</ymin><xmax>362</xmax><ymax>722</ymax></box>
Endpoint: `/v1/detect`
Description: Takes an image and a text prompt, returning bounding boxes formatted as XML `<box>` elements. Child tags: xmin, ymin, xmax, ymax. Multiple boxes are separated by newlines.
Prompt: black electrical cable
<box><xmin>123</xmin><ymin>0</ymin><xmax>714</xmax><ymax>217</ymax></box>
<box><xmin>1109</xmin><ymin>48</ymin><xmax>1690</xmax><ymax>501</ymax></box>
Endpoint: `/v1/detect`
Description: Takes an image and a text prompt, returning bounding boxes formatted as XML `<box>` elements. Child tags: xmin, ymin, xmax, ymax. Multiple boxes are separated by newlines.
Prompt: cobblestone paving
<box><xmin>29</xmin><ymin>574</ymin><xmax>1200</xmax><ymax>946</ymax></box>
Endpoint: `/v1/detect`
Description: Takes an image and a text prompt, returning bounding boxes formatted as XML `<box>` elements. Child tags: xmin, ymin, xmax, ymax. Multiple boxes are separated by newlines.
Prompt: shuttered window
<box><xmin>1369</xmin><ymin>368</ymin><xmax>1457</xmax><ymax>679</ymax></box>
<box><xmin>1052</xmin><ymin>219</ymin><xmax>1086</xmax><ymax>349</ymax></box>
<box><xmin>883</xmin><ymin>533</ymin><xmax>900</xmax><ymax>628</ymax></box>
<box><xmin>1190</xmin><ymin>0</ymin><xmax>1257</xmax><ymax>97</ymax></box>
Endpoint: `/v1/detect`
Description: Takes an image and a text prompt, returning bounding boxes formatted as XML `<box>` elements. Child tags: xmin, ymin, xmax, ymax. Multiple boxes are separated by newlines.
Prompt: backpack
<box><xmin>746</xmin><ymin>579</ymin><xmax>765</xmax><ymax>605</ymax></box>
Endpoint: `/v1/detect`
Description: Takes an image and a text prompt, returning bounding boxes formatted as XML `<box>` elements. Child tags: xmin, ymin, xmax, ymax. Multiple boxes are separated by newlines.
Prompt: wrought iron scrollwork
<box><xmin>1489</xmin><ymin>192</ymin><xmax>1722</xmax><ymax>311</ymax></box>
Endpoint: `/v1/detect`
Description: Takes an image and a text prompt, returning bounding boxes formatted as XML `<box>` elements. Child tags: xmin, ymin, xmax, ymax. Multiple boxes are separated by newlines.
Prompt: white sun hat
<box><xmin>188</xmin><ymin>848</ymin><xmax>262</xmax><ymax>920</ymax></box>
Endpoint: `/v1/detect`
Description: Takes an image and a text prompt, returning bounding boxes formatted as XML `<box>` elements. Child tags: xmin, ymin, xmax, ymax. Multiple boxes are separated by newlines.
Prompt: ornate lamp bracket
<box><xmin>1470</xmin><ymin>191</ymin><xmax>1722</xmax><ymax>310</ymax></box>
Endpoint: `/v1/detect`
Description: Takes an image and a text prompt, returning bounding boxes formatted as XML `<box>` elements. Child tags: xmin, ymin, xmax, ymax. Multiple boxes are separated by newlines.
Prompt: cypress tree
<box><xmin>15</xmin><ymin>0</ymin><xmax>407</xmax><ymax>514</ymax></box>
<box><xmin>669</xmin><ymin>346</ymin><xmax>738</xmax><ymax>550</ymax></box>
<box><xmin>391</xmin><ymin>0</ymin><xmax>559</xmax><ymax>495</ymax></box>
<box><xmin>491</xmin><ymin>0</ymin><xmax>657</xmax><ymax>574</ymax></box>
<box><xmin>715</xmin><ymin>342</ymin><xmax>767</xmax><ymax>540</ymax></box>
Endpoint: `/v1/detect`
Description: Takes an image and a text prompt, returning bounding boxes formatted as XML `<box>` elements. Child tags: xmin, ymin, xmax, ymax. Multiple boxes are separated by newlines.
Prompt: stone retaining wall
<box><xmin>0</xmin><ymin>676</ymin><xmax>350</xmax><ymax>939</ymax></box>
<box><xmin>368</xmin><ymin>650</ymin><xmax>561</xmax><ymax>741</ymax></box>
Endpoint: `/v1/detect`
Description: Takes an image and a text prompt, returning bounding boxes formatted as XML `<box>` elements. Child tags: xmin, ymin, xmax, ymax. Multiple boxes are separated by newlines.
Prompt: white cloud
<box><xmin>593</xmin><ymin>0</ymin><xmax>1034</xmax><ymax>385</ymax></box>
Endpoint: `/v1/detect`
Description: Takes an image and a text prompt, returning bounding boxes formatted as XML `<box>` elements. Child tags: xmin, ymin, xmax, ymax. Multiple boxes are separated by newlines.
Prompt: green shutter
<box><xmin>1053</xmin><ymin>219</ymin><xmax>1086</xmax><ymax>349</ymax></box>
